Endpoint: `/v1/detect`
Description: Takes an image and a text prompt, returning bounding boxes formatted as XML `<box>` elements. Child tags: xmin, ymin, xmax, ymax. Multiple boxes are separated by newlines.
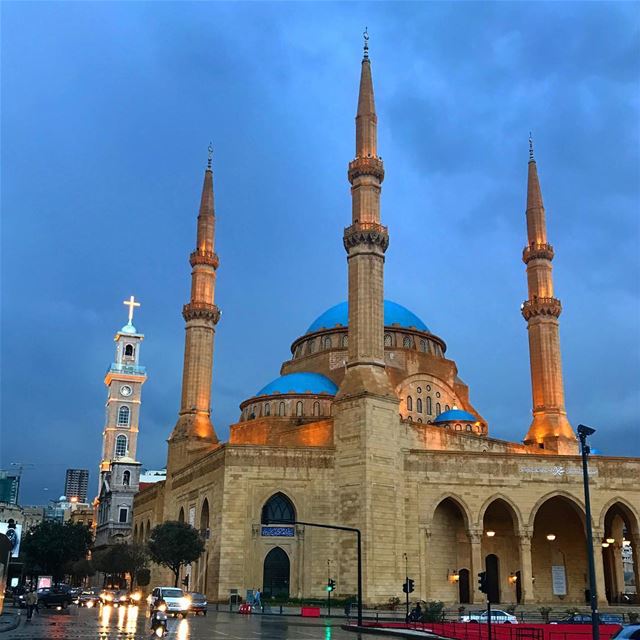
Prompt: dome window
<box><xmin>407</xmin><ymin>396</ymin><xmax>413</xmax><ymax>412</ymax></box>
<box><xmin>427</xmin><ymin>397</ymin><xmax>432</xmax><ymax>414</ymax></box>
<box><xmin>278</xmin><ymin>402</ymin><xmax>286</xmax><ymax>417</ymax></box>
<box><xmin>445</xmin><ymin>404</ymin><xmax>450</xmax><ymax>412</ymax></box>
<box><xmin>308</xmin><ymin>340</ymin><xmax>316</xmax><ymax>354</ymax></box>
<box><xmin>322</xmin><ymin>336</ymin><xmax>332</xmax><ymax>350</ymax></box>
<box><xmin>417</xmin><ymin>398</ymin><xmax>423</xmax><ymax>413</ymax></box>
<box><xmin>313</xmin><ymin>401</ymin><xmax>320</xmax><ymax>417</ymax></box>
<box><xmin>264</xmin><ymin>403</ymin><xmax>271</xmax><ymax>416</ymax></box>
<box><xmin>420</xmin><ymin>339</ymin><xmax>427</xmax><ymax>352</ymax></box>
<box><xmin>403</xmin><ymin>336</ymin><xmax>413</xmax><ymax>349</ymax></box>
<box><xmin>295</xmin><ymin>401</ymin><xmax>303</xmax><ymax>417</ymax></box>
<box><xmin>342</xmin><ymin>334</ymin><xmax>348</xmax><ymax>348</ymax></box>
<box><xmin>384</xmin><ymin>333</ymin><xmax>393</xmax><ymax>347</ymax></box>
<box><xmin>436</xmin><ymin>402</ymin><xmax>441</xmax><ymax>416</ymax></box>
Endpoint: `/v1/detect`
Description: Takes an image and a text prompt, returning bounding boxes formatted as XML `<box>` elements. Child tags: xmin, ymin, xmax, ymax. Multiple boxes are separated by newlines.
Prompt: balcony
<box><xmin>106</xmin><ymin>363</ymin><xmax>147</xmax><ymax>376</ymax></box>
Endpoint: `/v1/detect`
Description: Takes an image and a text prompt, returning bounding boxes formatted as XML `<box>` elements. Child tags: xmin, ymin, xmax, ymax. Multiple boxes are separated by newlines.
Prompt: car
<box><xmin>112</xmin><ymin>590</ymin><xmax>131</xmax><ymax>607</ymax></box>
<box><xmin>148</xmin><ymin>587</ymin><xmax>191</xmax><ymax>617</ymax></box>
<box><xmin>99</xmin><ymin>589</ymin><xmax>118</xmax><ymax>605</ymax></box>
<box><xmin>612</xmin><ymin>624</ymin><xmax>640</xmax><ymax>639</ymax></box>
<box><xmin>11</xmin><ymin>587</ymin><xmax>27</xmax><ymax>608</ymax></box>
<box><xmin>77</xmin><ymin>588</ymin><xmax>102</xmax><ymax>608</ymax></box>
<box><xmin>37</xmin><ymin>584</ymin><xmax>73</xmax><ymax>609</ymax></box>
<box><xmin>551</xmin><ymin>613</ymin><xmax>624</xmax><ymax>625</ymax></box>
<box><xmin>188</xmin><ymin>592</ymin><xmax>207</xmax><ymax>615</ymax></box>
<box><xmin>460</xmin><ymin>609</ymin><xmax>518</xmax><ymax>624</ymax></box>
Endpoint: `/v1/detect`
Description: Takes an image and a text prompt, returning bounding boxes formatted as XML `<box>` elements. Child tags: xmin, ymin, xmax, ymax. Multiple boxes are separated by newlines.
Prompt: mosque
<box><xmin>132</xmin><ymin>40</ymin><xmax>639</xmax><ymax>606</ymax></box>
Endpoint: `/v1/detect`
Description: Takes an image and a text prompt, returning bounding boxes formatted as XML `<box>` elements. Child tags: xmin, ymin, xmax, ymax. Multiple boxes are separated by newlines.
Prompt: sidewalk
<box><xmin>0</xmin><ymin>611</ymin><xmax>20</xmax><ymax>634</ymax></box>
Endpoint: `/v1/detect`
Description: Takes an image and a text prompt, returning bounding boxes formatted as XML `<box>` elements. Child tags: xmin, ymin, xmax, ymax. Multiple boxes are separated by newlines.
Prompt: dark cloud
<box><xmin>2</xmin><ymin>2</ymin><xmax>638</xmax><ymax>504</ymax></box>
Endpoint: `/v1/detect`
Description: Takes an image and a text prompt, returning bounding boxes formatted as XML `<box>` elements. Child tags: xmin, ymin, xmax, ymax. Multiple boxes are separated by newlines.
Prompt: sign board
<box><xmin>37</xmin><ymin>576</ymin><xmax>52</xmax><ymax>590</ymax></box>
<box><xmin>0</xmin><ymin>524</ymin><xmax>22</xmax><ymax>558</ymax></box>
<box><xmin>551</xmin><ymin>565</ymin><xmax>567</xmax><ymax>596</ymax></box>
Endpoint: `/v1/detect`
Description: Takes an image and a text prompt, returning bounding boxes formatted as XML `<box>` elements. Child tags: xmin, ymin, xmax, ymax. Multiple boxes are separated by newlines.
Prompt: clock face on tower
<box><xmin>120</xmin><ymin>385</ymin><xmax>133</xmax><ymax>397</ymax></box>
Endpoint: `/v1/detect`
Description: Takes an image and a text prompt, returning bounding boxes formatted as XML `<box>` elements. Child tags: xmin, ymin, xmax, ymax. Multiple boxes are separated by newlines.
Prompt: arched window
<box><xmin>278</xmin><ymin>402</ymin><xmax>285</xmax><ymax>416</ymax></box>
<box><xmin>322</xmin><ymin>336</ymin><xmax>332</xmax><ymax>350</ymax></box>
<box><xmin>417</xmin><ymin>398</ymin><xmax>423</xmax><ymax>413</ymax></box>
<box><xmin>427</xmin><ymin>397</ymin><xmax>432</xmax><ymax>414</ymax></box>
<box><xmin>295</xmin><ymin>345</ymin><xmax>302</xmax><ymax>358</ymax></box>
<box><xmin>417</xmin><ymin>418</ymin><xmax>422</xmax><ymax>423</ymax></box>
<box><xmin>407</xmin><ymin>396</ymin><xmax>413</xmax><ymax>411</ymax></box>
<box><xmin>403</xmin><ymin>336</ymin><xmax>412</xmax><ymax>349</ymax></box>
<box><xmin>466</xmin><ymin>424</ymin><xmax>472</xmax><ymax>432</ymax></box>
<box><xmin>445</xmin><ymin>404</ymin><xmax>451</xmax><ymax>412</ymax></box>
<box><xmin>115</xmin><ymin>435</ymin><xmax>127</xmax><ymax>457</ymax></box>
<box><xmin>261</xmin><ymin>492</ymin><xmax>295</xmax><ymax>524</ymax></box>
<box><xmin>419</xmin><ymin>339</ymin><xmax>427</xmax><ymax>352</ymax></box>
<box><xmin>145</xmin><ymin>520</ymin><xmax>151</xmax><ymax>540</ymax></box>
<box><xmin>117</xmin><ymin>406</ymin><xmax>130</xmax><ymax>426</ymax></box>
<box><xmin>342</xmin><ymin>334</ymin><xmax>348</xmax><ymax>348</ymax></box>
<box><xmin>264</xmin><ymin>403</ymin><xmax>271</xmax><ymax>416</ymax></box>
<box><xmin>200</xmin><ymin>498</ymin><xmax>210</xmax><ymax>539</ymax></box>
<box><xmin>308</xmin><ymin>340</ymin><xmax>316</xmax><ymax>354</ymax></box>
<box><xmin>313</xmin><ymin>402</ymin><xmax>320</xmax><ymax>416</ymax></box>
<box><xmin>178</xmin><ymin>507</ymin><xmax>185</xmax><ymax>523</ymax></box>
<box><xmin>124</xmin><ymin>344</ymin><xmax>134</xmax><ymax>357</ymax></box>
<box><xmin>123</xmin><ymin>470</ymin><xmax>130</xmax><ymax>486</ymax></box>
<box><xmin>295</xmin><ymin>401</ymin><xmax>303</xmax><ymax>417</ymax></box>
<box><xmin>384</xmin><ymin>333</ymin><xmax>393</xmax><ymax>347</ymax></box>
<box><xmin>436</xmin><ymin>403</ymin><xmax>441</xmax><ymax>416</ymax></box>
<box><xmin>455</xmin><ymin>424</ymin><xmax>462</xmax><ymax>431</ymax></box>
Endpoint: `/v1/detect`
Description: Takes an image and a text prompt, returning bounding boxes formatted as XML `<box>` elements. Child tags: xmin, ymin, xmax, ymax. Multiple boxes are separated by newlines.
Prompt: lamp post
<box><xmin>577</xmin><ymin>423</ymin><xmax>599</xmax><ymax>640</ymax></box>
<box><xmin>403</xmin><ymin>552</ymin><xmax>409</xmax><ymax>622</ymax></box>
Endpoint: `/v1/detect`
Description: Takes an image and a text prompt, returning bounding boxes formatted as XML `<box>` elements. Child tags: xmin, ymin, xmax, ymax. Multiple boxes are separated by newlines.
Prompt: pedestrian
<box><xmin>344</xmin><ymin>598</ymin><xmax>352</xmax><ymax>620</ymax></box>
<box><xmin>253</xmin><ymin>588</ymin><xmax>261</xmax><ymax>611</ymax></box>
<box><xmin>25</xmin><ymin>589</ymin><xmax>37</xmax><ymax>621</ymax></box>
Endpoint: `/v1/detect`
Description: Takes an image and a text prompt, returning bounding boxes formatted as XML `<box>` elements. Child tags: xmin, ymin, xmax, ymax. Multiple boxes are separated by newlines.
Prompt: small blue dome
<box><xmin>120</xmin><ymin>322</ymin><xmax>138</xmax><ymax>334</ymax></box>
<box><xmin>256</xmin><ymin>372</ymin><xmax>338</xmax><ymax>397</ymax></box>
<box><xmin>434</xmin><ymin>409</ymin><xmax>478</xmax><ymax>424</ymax></box>
<box><xmin>307</xmin><ymin>300</ymin><xmax>429</xmax><ymax>334</ymax></box>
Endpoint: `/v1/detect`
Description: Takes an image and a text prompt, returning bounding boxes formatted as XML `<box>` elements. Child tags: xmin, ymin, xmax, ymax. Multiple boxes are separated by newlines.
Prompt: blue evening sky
<box><xmin>2</xmin><ymin>2</ymin><xmax>639</xmax><ymax>505</ymax></box>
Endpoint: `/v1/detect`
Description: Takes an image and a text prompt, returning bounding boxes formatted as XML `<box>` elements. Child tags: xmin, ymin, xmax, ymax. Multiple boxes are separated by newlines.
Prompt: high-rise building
<box><xmin>64</xmin><ymin>469</ymin><xmax>89</xmax><ymax>503</ymax></box>
<box><xmin>0</xmin><ymin>471</ymin><xmax>20</xmax><ymax>505</ymax></box>
<box><xmin>94</xmin><ymin>297</ymin><xmax>146</xmax><ymax>548</ymax></box>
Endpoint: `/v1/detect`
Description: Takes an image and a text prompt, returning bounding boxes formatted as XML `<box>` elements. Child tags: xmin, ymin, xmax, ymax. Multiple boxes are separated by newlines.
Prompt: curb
<box><xmin>342</xmin><ymin>624</ymin><xmax>449</xmax><ymax>639</ymax></box>
<box><xmin>0</xmin><ymin>613</ymin><xmax>21</xmax><ymax>634</ymax></box>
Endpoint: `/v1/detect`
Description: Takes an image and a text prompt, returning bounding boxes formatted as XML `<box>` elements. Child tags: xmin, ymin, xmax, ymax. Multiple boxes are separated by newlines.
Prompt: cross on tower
<box><xmin>123</xmin><ymin>295</ymin><xmax>141</xmax><ymax>324</ymax></box>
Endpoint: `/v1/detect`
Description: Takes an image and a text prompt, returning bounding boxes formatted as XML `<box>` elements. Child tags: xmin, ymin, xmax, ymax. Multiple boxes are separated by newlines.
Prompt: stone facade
<box><xmin>133</xmin><ymin>45</ymin><xmax>639</xmax><ymax>607</ymax></box>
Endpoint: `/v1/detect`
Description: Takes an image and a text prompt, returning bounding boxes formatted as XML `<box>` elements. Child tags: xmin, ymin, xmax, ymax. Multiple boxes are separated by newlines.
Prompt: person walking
<box><xmin>253</xmin><ymin>588</ymin><xmax>261</xmax><ymax>612</ymax></box>
<box><xmin>25</xmin><ymin>589</ymin><xmax>37</xmax><ymax>621</ymax></box>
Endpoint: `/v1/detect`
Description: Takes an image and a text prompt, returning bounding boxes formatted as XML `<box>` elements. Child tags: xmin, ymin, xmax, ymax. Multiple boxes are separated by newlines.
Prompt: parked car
<box><xmin>551</xmin><ymin>613</ymin><xmax>624</xmax><ymax>625</ymax></box>
<box><xmin>188</xmin><ymin>592</ymin><xmax>207</xmax><ymax>615</ymax></box>
<box><xmin>11</xmin><ymin>586</ymin><xmax>27</xmax><ymax>608</ymax></box>
<box><xmin>460</xmin><ymin>609</ymin><xmax>518</xmax><ymax>624</ymax></box>
<box><xmin>148</xmin><ymin>587</ymin><xmax>191</xmax><ymax>617</ymax></box>
<box><xmin>37</xmin><ymin>585</ymin><xmax>73</xmax><ymax>608</ymax></box>
<box><xmin>77</xmin><ymin>588</ymin><xmax>102</xmax><ymax>607</ymax></box>
<box><xmin>612</xmin><ymin>624</ymin><xmax>640</xmax><ymax>639</ymax></box>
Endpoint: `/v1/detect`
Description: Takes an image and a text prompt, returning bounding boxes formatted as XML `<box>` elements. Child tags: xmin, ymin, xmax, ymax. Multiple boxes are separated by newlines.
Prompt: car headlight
<box><xmin>157</xmin><ymin>603</ymin><xmax>167</xmax><ymax>612</ymax></box>
<box><xmin>130</xmin><ymin>592</ymin><xmax>141</xmax><ymax>602</ymax></box>
<box><xmin>86</xmin><ymin>600</ymin><xmax>94</xmax><ymax>608</ymax></box>
<box><xmin>179</xmin><ymin>597</ymin><xmax>191</xmax><ymax>609</ymax></box>
<box><xmin>120</xmin><ymin>595</ymin><xmax>127</xmax><ymax>601</ymax></box>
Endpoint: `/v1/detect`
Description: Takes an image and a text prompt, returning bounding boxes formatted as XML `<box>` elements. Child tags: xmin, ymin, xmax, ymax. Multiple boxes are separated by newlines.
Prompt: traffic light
<box><xmin>326</xmin><ymin>579</ymin><xmax>335</xmax><ymax>592</ymax></box>
<box><xmin>182</xmin><ymin>575</ymin><xmax>190</xmax><ymax>588</ymax></box>
<box><xmin>478</xmin><ymin>571</ymin><xmax>487</xmax><ymax>594</ymax></box>
<box><xmin>402</xmin><ymin>578</ymin><xmax>415</xmax><ymax>594</ymax></box>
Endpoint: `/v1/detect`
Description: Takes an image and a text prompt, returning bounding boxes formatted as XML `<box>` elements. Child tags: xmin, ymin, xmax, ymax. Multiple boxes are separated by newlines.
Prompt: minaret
<box><xmin>333</xmin><ymin>32</ymin><xmax>402</xmax><ymax>604</ymax></box>
<box><xmin>521</xmin><ymin>137</ymin><xmax>577</xmax><ymax>453</ymax></box>
<box><xmin>168</xmin><ymin>146</ymin><xmax>220</xmax><ymax>470</ymax></box>
<box><xmin>337</xmin><ymin>30</ymin><xmax>394</xmax><ymax>399</ymax></box>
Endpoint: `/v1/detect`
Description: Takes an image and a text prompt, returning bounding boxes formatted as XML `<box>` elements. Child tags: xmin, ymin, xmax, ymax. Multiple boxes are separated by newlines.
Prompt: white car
<box><xmin>460</xmin><ymin>609</ymin><xmax>518</xmax><ymax>624</ymax></box>
<box><xmin>148</xmin><ymin>587</ymin><xmax>191</xmax><ymax>617</ymax></box>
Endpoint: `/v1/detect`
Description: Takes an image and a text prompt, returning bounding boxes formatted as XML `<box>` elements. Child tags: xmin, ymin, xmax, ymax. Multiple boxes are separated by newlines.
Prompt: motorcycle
<box><xmin>150</xmin><ymin>606</ymin><xmax>168</xmax><ymax>637</ymax></box>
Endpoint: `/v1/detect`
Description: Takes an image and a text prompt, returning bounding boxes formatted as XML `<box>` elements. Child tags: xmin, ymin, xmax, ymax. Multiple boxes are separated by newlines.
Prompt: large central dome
<box><xmin>306</xmin><ymin>300</ymin><xmax>429</xmax><ymax>334</ymax></box>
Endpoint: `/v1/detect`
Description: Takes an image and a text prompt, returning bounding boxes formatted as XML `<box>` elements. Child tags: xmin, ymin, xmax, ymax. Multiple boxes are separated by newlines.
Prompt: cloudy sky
<box><xmin>2</xmin><ymin>2</ymin><xmax>639</xmax><ymax>505</ymax></box>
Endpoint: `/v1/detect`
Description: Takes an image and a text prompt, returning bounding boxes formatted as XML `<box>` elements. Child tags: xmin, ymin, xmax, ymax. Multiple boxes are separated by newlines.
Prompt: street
<box><xmin>3</xmin><ymin>606</ymin><xmax>383</xmax><ymax>640</ymax></box>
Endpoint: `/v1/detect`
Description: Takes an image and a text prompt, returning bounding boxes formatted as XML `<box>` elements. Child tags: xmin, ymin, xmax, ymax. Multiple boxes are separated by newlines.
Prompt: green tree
<box><xmin>22</xmin><ymin>521</ymin><xmax>92</xmax><ymax>582</ymax></box>
<box><xmin>93</xmin><ymin>543</ymin><xmax>148</xmax><ymax>588</ymax></box>
<box><xmin>147</xmin><ymin>521</ymin><xmax>204</xmax><ymax>587</ymax></box>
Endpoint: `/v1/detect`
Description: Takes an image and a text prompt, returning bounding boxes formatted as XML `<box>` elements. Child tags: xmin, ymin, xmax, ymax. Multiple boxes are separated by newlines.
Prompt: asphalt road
<box><xmin>3</xmin><ymin>605</ymin><xmax>385</xmax><ymax>639</ymax></box>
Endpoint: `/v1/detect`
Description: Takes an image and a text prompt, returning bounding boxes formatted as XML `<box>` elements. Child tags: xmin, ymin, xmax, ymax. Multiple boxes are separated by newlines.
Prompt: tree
<box><xmin>22</xmin><ymin>521</ymin><xmax>92</xmax><ymax>582</ymax></box>
<box><xmin>147</xmin><ymin>521</ymin><xmax>204</xmax><ymax>587</ymax></box>
<box><xmin>93</xmin><ymin>543</ymin><xmax>148</xmax><ymax>589</ymax></box>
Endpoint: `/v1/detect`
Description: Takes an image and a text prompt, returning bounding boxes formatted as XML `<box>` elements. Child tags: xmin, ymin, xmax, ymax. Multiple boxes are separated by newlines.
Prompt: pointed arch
<box><xmin>477</xmin><ymin>494</ymin><xmax>525</xmax><ymax>532</ymax></box>
<box><xmin>527</xmin><ymin>490</ymin><xmax>586</xmax><ymax>529</ymax></box>
<box><xmin>598</xmin><ymin>497</ymin><xmax>640</xmax><ymax>535</ymax></box>
<box><xmin>427</xmin><ymin>493</ymin><xmax>473</xmax><ymax>529</ymax></box>
<box><xmin>178</xmin><ymin>507</ymin><xmax>185</xmax><ymax>523</ymax></box>
<box><xmin>200</xmin><ymin>498</ymin><xmax>210</xmax><ymax>538</ymax></box>
<box><xmin>261</xmin><ymin>492</ymin><xmax>296</xmax><ymax>524</ymax></box>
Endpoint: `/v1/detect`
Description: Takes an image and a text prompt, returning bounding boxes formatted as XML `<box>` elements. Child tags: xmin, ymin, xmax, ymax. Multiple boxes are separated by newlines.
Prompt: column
<box><xmin>469</xmin><ymin>529</ymin><xmax>484</xmax><ymax>604</ymax></box>
<box><xmin>631</xmin><ymin>534</ymin><xmax>640</xmax><ymax>602</ymax></box>
<box><xmin>518</xmin><ymin>530</ymin><xmax>535</xmax><ymax>604</ymax></box>
<box><xmin>593</xmin><ymin>532</ymin><xmax>608</xmax><ymax>606</ymax></box>
<box><xmin>419</xmin><ymin>526</ymin><xmax>431</xmax><ymax>601</ymax></box>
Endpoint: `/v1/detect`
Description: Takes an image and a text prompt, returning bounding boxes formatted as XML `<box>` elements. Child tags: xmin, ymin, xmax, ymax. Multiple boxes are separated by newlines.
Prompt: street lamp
<box><xmin>546</xmin><ymin>534</ymin><xmax>556</xmax><ymax>541</ymax></box>
<box><xmin>577</xmin><ymin>423</ymin><xmax>599</xmax><ymax>640</ymax></box>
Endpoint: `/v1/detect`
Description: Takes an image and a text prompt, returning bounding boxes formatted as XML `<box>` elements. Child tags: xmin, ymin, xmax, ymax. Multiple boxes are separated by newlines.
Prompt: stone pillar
<box><xmin>631</xmin><ymin>534</ymin><xmax>640</xmax><ymax>602</ymax></box>
<box><xmin>419</xmin><ymin>526</ymin><xmax>431</xmax><ymax>602</ymax></box>
<box><xmin>518</xmin><ymin>530</ymin><xmax>535</xmax><ymax>604</ymax></box>
<box><xmin>469</xmin><ymin>530</ymin><xmax>484</xmax><ymax>604</ymax></box>
<box><xmin>593</xmin><ymin>532</ymin><xmax>608</xmax><ymax>606</ymax></box>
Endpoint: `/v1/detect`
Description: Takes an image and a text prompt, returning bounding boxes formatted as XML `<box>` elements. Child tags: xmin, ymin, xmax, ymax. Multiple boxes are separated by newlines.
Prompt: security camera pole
<box><xmin>578</xmin><ymin>424</ymin><xmax>599</xmax><ymax>640</ymax></box>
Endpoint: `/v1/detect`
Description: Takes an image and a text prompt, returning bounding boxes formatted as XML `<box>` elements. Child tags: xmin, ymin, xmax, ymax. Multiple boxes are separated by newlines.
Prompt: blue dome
<box><xmin>256</xmin><ymin>372</ymin><xmax>338</xmax><ymax>397</ymax></box>
<box><xmin>306</xmin><ymin>300</ymin><xmax>429</xmax><ymax>334</ymax></box>
<box><xmin>434</xmin><ymin>409</ymin><xmax>478</xmax><ymax>424</ymax></box>
<box><xmin>120</xmin><ymin>321</ymin><xmax>138</xmax><ymax>334</ymax></box>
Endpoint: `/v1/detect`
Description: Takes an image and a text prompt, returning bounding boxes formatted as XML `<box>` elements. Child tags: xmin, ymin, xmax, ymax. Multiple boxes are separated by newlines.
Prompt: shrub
<box><xmin>422</xmin><ymin>600</ymin><xmax>445</xmax><ymax>622</ymax></box>
<box><xmin>628</xmin><ymin>611</ymin><xmax>639</xmax><ymax>624</ymax></box>
<box><xmin>388</xmin><ymin>596</ymin><xmax>401</xmax><ymax>611</ymax></box>
<box><xmin>538</xmin><ymin>606</ymin><xmax>552</xmax><ymax>623</ymax></box>
<box><xmin>505</xmin><ymin>604</ymin><xmax>517</xmax><ymax>614</ymax></box>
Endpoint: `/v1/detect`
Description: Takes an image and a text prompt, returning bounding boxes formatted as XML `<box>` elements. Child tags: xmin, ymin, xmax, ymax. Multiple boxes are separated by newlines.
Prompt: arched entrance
<box><xmin>601</xmin><ymin>501</ymin><xmax>639</xmax><ymax>604</ymax></box>
<box><xmin>486</xmin><ymin>554</ymin><xmax>500</xmax><ymax>603</ymax></box>
<box><xmin>263</xmin><ymin>547</ymin><xmax>290</xmax><ymax>599</ymax></box>
<box><xmin>459</xmin><ymin>568</ymin><xmax>470</xmax><ymax>604</ymax></box>
<box><xmin>428</xmin><ymin>497</ymin><xmax>472</xmax><ymax>603</ymax></box>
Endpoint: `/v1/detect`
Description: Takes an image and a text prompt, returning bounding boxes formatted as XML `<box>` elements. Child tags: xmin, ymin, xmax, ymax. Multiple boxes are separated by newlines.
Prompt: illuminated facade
<box><xmin>133</xmin><ymin>42</ymin><xmax>639</xmax><ymax>606</ymax></box>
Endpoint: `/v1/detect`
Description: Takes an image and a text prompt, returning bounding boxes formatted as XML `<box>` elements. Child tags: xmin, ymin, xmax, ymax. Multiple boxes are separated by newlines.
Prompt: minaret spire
<box><xmin>169</xmin><ymin>146</ymin><xmax>221</xmax><ymax>468</ymax></box>
<box><xmin>337</xmin><ymin>31</ymin><xmax>394</xmax><ymax>399</ymax></box>
<box><xmin>521</xmin><ymin>139</ymin><xmax>577</xmax><ymax>453</ymax></box>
